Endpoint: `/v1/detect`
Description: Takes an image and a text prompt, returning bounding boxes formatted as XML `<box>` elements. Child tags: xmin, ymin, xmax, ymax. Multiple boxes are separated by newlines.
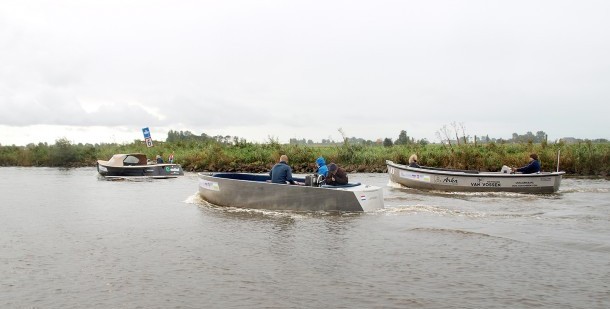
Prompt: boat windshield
<box><xmin>124</xmin><ymin>155</ymin><xmax>141</xmax><ymax>165</ymax></box>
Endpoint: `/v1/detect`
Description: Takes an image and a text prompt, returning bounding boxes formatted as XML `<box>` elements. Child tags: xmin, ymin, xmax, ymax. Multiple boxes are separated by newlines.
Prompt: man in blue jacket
<box><xmin>270</xmin><ymin>155</ymin><xmax>297</xmax><ymax>184</ymax></box>
<box><xmin>515</xmin><ymin>153</ymin><xmax>541</xmax><ymax>174</ymax></box>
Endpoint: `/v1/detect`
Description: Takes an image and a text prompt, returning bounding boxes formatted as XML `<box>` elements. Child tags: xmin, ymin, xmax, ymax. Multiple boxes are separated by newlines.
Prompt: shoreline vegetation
<box><xmin>1</xmin><ymin>138</ymin><xmax>608</xmax><ymax>177</ymax></box>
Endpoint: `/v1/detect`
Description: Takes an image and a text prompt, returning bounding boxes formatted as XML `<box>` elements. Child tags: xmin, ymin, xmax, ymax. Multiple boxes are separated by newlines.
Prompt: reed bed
<box><xmin>1</xmin><ymin>139</ymin><xmax>608</xmax><ymax>176</ymax></box>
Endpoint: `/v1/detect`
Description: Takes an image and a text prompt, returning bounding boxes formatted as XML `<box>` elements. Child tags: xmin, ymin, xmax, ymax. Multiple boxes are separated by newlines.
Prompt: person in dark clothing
<box><xmin>515</xmin><ymin>153</ymin><xmax>541</xmax><ymax>174</ymax></box>
<box><xmin>408</xmin><ymin>154</ymin><xmax>420</xmax><ymax>168</ymax></box>
<box><xmin>270</xmin><ymin>155</ymin><xmax>297</xmax><ymax>184</ymax></box>
<box><xmin>156</xmin><ymin>155</ymin><xmax>164</xmax><ymax>164</ymax></box>
<box><xmin>325</xmin><ymin>163</ymin><xmax>348</xmax><ymax>186</ymax></box>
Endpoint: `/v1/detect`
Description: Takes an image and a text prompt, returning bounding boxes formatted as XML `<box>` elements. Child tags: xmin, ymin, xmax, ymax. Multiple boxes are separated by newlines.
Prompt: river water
<box><xmin>1</xmin><ymin>167</ymin><xmax>609</xmax><ymax>308</ymax></box>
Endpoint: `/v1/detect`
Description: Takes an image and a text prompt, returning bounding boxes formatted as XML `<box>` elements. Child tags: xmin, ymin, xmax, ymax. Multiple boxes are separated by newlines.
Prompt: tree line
<box><xmin>0</xmin><ymin>136</ymin><xmax>608</xmax><ymax>176</ymax></box>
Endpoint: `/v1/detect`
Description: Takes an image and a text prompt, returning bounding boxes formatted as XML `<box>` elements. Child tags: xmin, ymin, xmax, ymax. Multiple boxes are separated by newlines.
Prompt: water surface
<box><xmin>1</xmin><ymin>168</ymin><xmax>609</xmax><ymax>308</ymax></box>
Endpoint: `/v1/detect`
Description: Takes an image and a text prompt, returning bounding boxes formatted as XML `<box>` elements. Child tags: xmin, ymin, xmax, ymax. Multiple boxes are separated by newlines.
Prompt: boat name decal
<box><xmin>512</xmin><ymin>181</ymin><xmax>538</xmax><ymax>188</ymax></box>
<box><xmin>442</xmin><ymin>177</ymin><xmax>458</xmax><ymax>185</ymax></box>
<box><xmin>433</xmin><ymin>176</ymin><xmax>458</xmax><ymax>185</ymax></box>
<box><xmin>471</xmin><ymin>180</ymin><xmax>501</xmax><ymax>187</ymax></box>
<box><xmin>399</xmin><ymin>171</ymin><xmax>430</xmax><ymax>182</ymax></box>
<box><xmin>199</xmin><ymin>179</ymin><xmax>220</xmax><ymax>191</ymax></box>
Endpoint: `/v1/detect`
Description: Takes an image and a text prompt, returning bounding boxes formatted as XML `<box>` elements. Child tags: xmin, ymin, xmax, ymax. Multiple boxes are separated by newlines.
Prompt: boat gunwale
<box><xmin>199</xmin><ymin>172</ymin><xmax>375</xmax><ymax>191</ymax></box>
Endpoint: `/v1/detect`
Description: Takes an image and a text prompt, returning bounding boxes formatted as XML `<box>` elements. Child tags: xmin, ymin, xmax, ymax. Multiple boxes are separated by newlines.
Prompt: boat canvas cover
<box><xmin>98</xmin><ymin>153</ymin><xmax>148</xmax><ymax>167</ymax></box>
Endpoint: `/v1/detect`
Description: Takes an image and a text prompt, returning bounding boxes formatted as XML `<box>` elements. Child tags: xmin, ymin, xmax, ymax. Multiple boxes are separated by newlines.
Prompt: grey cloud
<box><xmin>1</xmin><ymin>0</ymin><xmax>609</xmax><ymax>143</ymax></box>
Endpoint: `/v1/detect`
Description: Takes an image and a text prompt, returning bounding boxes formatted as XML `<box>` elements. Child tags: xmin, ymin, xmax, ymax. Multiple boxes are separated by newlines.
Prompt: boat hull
<box><xmin>387</xmin><ymin>160</ymin><xmax>564</xmax><ymax>194</ymax></box>
<box><xmin>97</xmin><ymin>163</ymin><xmax>184</xmax><ymax>178</ymax></box>
<box><xmin>198</xmin><ymin>173</ymin><xmax>384</xmax><ymax>212</ymax></box>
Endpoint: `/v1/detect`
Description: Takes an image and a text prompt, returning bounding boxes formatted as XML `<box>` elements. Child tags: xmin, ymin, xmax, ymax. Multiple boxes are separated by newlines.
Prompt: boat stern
<box><xmin>348</xmin><ymin>185</ymin><xmax>385</xmax><ymax>211</ymax></box>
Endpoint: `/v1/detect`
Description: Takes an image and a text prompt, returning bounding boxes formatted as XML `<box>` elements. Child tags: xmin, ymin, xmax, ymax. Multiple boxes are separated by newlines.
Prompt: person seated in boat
<box><xmin>408</xmin><ymin>154</ymin><xmax>420</xmax><ymax>168</ymax></box>
<box><xmin>270</xmin><ymin>155</ymin><xmax>298</xmax><ymax>185</ymax></box>
<box><xmin>156</xmin><ymin>155</ymin><xmax>164</xmax><ymax>164</ymax></box>
<box><xmin>514</xmin><ymin>153</ymin><xmax>541</xmax><ymax>174</ymax></box>
<box><xmin>315</xmin><ymin>156</ymin><xmax>329</xmax><ymax>178</ymax></box>
<box><xmin>325</xmin><ymin>163</ymin><xmax>348</xmax><ymax>186</ymax></box>
<box><xmin>501</xmin><ymin>165</ymin><xmax>513</xmax><ymax>173</ymax></box>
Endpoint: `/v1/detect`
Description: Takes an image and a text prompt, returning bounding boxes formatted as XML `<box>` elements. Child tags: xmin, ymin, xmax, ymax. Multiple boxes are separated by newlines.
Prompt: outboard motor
<box><xmin>304</xmin><ymin>174</ymin><xmax>322</xmax><ymax>187</ymax></box>
<box><xmin>316</xmin><ymin>174</ymin><xmax>325</xmax><ymax>186</ymax></box>
<box><xmin>304</xmin><ymin>175</ymin><xmax>313</xmax><ymax>186</ymax></box>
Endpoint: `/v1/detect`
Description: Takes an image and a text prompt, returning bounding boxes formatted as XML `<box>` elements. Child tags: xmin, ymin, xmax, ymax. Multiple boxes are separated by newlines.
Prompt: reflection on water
<box><xmin>1</xmin><ymin>168</ymin><xmax>609</xmax><ymax>308</ymax></box>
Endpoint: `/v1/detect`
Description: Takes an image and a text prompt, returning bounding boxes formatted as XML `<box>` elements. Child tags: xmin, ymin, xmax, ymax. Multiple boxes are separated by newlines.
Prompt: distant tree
<box><xmin>49</xmin><ymin>138</ymin><xmax>78</xmax><ymax>166</ymax></box>
<box><xmin>438</xmin><ymin>125</ymin><xmax>452</xmax><ymax>148</ymax></box>
<box><xmin>459</xmin><ymin>122</ymin><xmax>467</xmax><ymax>144</ymax></box>
<box><xmin>338</xmin><ymin>128</ymin><xmax>348</xmax><ymax>143</ymax></box>
<box><xmin>288</xmin><ymin>138</ymin><xmax>307</xmax><ymax>145</ymax></box>
<box><xmin>418</xmin><ymin>138</ymin><xmax>429</xmax><ymax>146</ymax></box>
<box><xmin>166</xmin><ymin>130</ymin><xmax>210</xmax><ymax>142</ymax></box>
<box><xmin>451</xmin><ymin>122</ymin><xmax>461</xmax><ymax>145</ymax></box>
<box><xmin>396</xmin><ymin>130</ymin><xmax>409</xmax><ymax>145</ymax></box>
<box><xmin>383</xmin><ymin>138</ymin><xmax>393</xmax><ymax>147</ymax></box>
<box><xmin>509</xmin><ymin>130</ymin><xmax>547</xmax><ymax>143</ymax></box>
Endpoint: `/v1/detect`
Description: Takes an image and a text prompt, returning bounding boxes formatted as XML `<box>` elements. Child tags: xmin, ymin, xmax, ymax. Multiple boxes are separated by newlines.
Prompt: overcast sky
<box><xmin>1</xmin><ymin>0</ymin><xmax>609</xmax><ymax>146</ymax></box>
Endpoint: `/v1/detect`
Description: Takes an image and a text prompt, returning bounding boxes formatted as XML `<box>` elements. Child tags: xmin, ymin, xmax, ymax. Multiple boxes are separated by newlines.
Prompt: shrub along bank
<box><xmin>0</xmin><ymin>139</ymin><xmax>608</xmax><ymax>176</ymax></box>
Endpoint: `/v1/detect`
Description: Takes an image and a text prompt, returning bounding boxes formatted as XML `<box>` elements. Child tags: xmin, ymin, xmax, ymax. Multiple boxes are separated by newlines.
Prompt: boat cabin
<box><xmin>103</xmin><ymin>153</ymin><xmax>148</xmax><ymax>167</ymax></box>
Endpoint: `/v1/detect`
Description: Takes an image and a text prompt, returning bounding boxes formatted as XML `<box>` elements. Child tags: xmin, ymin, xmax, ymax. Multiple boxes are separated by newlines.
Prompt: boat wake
<box><xmin>558</xmin><ymin>187</ymin><xmax>609</xmax><ymax>194</ymax></box>
<box><xmin>382</xmin><ymin>204</ymin><xmax>487</xmax><ymax>218</ymax></box>
<box><xmin>183</xmin><ymin>192</ymin><xmax>205</xmax><ymax>204</ymax></box>
<box><xmin>409</xmin><ymin>227</ymin><xmax>494</xmax><ymax>237</ymax></box>
<box><xmin>382</xmin><ymin>204</ymin><xmax>551</xmax><ymax>220</ymax></box>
